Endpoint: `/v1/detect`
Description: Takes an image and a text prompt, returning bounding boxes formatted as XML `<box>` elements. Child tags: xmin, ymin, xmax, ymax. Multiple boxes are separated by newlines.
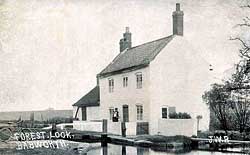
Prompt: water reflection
<box><xmin>0</xmin><ymin>142</ymin><xmax>243</xmax><ymax>155</ymax></box>
<box><xmin>122</xmin><ymin>146</ymin><xmax>126</xmax><ymax>155</ymax></box>
<box><xmin>87</xmin><ymin>144</ymin><xmax>240</xmax><ymax>155</ymax></box>
<box><xmin>88</xmin><ymin>144</ymin><xmax>150</xmax><ymax>155</ymax></box>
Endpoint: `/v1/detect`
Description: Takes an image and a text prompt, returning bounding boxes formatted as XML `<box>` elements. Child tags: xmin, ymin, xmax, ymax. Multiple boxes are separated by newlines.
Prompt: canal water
<box><xmin>86</xmin><ymin>144</ymin><xmax>243</xmax><ymax>155</ymax></box>
<box><xmin>0</xmin><ymin>141</ymin><xmax>245</xmax><ymax>155</ymax></box>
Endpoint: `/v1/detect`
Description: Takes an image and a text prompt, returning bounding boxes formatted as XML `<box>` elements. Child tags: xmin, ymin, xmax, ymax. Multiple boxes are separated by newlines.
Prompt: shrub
<box><xmin>169</xmin><ymin>112</ymin><xmax>191</xmax><ymax>119</ymax></box>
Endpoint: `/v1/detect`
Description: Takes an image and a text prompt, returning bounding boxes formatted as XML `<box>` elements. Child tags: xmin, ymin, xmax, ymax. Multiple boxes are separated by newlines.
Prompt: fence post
<box><xmin>102</xmin><ymin>119</ymin><xmax>107</xmax><ymax>133</ymax></box>
<box><xmin>101</xmin><ymin>119</ymin><xmax>108</xmax><ymax>147</ymax></box>
<box><xmin>121</xmin><ymin>122</ymin><xmax>126</xmax><ymax>137</ymax></box>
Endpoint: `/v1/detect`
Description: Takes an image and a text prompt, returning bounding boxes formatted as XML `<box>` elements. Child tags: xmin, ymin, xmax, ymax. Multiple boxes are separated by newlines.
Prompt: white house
<box><xmin>73</xmin><ymin>3</ymin><xmax>212</xmax><ymax>136</ymax></box>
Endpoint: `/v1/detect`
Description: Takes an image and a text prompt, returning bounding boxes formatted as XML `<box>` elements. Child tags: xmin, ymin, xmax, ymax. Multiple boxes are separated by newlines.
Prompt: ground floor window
<box><xmin>162</xmin><ymin>107</ymin><xmax>168</xmax><ymax>119</ymax></box>
<box><xmin>109</xmin><ymin>107</ymin><xmax>114</xmax><ymax>120</ymax></box>
<box><xmin>136</xmin><ymin>105</ymin><xmax>143</xmax><ymax>121</ymax></box>
<box><xmin>162</xmin><ymin>106</ymin><xmax>176</xmax><ymax>119</ymax></box>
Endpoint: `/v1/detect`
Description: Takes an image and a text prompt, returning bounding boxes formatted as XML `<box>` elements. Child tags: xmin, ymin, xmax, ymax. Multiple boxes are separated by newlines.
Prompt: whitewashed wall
<box><xmin>73</xmin><ymin>121</ymin><xmax>102</xmax><ymax>132</ymax></box>
<box><xmin>87</xmin><ymin>106</ymin><xmax>101</xmax><ymax>121</ymax></box>
<box><xmin>73</xmin><ymin>106</ymin><xmax>100</xmax><ymax>121</ymax></box>
<box><xmin>158</xmin><ymin>119</ymin><xmax>197</xmax><ymax>136</ymax></box>
<box><xmin>107</xmin><ymin>121</ymin><xmax>121</xmax><ymax>135</ymax></box>
<box><xmin>125</xmin><ymin>122</ymin><xmax>137</xmax><ymax>135</ymax></box>
<box><xmin>107</xmin><ymin>121</ymin><xmax>137</xmax><ymax>135</ymax></box>
<box><xmin>149</xmin><ymin>36</ymin><xmax>211</xmax><ymax>134</ymax></box>
<box><xmin>99</xmin><ymin>67</ymin><xmax>150</xmax><ymax>123</ymax></box>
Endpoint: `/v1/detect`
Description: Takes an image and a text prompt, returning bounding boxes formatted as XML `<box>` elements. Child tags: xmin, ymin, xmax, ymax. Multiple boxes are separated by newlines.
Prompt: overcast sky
<box><xmin>0</xmin><ymin>0</ymin><xmax>249</xmax><ymax>111</ymax></box>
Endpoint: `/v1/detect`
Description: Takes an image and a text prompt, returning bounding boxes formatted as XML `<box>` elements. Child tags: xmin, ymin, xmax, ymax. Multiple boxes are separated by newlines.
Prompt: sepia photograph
<box><xmin>0</xmin><ymin>0</ymin><xmax>250</xmax><ymax>154</ymax></box>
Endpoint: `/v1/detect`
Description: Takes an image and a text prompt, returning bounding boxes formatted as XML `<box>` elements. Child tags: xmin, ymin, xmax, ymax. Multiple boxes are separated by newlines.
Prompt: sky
<box><xmin>0</xmin><ymin>0</ymin><xmax>249</xmax><ymax>111</ymax></box>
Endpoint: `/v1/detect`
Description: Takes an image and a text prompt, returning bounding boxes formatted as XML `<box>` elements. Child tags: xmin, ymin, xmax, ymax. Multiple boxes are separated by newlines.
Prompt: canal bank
<box><xmin>68</xmin><ymin>130</ymin><xmax>192</xmax><ymax>148</ymax></box>
<box><xmin>65</xmin><ymin>129</ymin><xmax>250</xmax><ymax>154</ymax></box>
<box><xmin>2</xmin><ymin>128</ymin><xmax>249</xmax><ymax>154</ymax></box>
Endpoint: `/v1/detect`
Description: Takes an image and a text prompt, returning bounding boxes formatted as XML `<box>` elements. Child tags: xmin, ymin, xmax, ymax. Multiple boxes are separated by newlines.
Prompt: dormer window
<box><xmin>108</xmin><ymin>79</ymin><xmax>114</xmax><ymax>93</ymax></box>
<box><xmin>136</xmin><ymin>73</ymin><xmax>142</xmax><ymax>89</ymax></box>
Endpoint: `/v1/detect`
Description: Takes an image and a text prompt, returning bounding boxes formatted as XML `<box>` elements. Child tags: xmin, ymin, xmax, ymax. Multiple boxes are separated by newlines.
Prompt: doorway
<box><xmin>82</xmin><ymin>107</ymin><xmax>87</xmax><ymax>121</ymax></box>
<box><xmin>122</xmin><ymin>105</ymin><xmax>129</xmax><ymax>122</ymax></box>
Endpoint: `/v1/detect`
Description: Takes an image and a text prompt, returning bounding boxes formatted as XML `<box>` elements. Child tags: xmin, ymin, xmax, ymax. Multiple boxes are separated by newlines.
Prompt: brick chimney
<box><xmin>172</xmin><ymin>3</ymin><xmax>184</xmax><ymax>36</ymax></box>
<box><xmin>119</xmin><ymin>27</ymin><xmax>132</xmax><ymax>52</ymax></box>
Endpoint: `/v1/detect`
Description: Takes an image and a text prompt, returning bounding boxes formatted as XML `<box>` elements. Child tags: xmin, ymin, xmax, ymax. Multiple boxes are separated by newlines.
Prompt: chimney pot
<box><xmin>172</xmin><ymin>3</ymin><xmax>184</xmax><ymax>36</ymax></box>
<box><xmin>176</xmin><ymin>3</ymin><xmax>180</xmax><ymax>11</ymax></box>
<box><xmin>119</xmin><ymin>27</ymin><xmax>132</xmax><ymax>52</ymax></box>
<box><xmin>126</xmin><ymin>27</ymin><xmax>129</xmax><ymax>33</ymax></box>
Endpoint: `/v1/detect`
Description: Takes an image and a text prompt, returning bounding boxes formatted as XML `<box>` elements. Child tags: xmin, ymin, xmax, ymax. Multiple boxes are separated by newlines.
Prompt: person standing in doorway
<box><xmin>113</xmin><ymin>108</ymin><xmax>119</xmax><ymax>122</ymax></box>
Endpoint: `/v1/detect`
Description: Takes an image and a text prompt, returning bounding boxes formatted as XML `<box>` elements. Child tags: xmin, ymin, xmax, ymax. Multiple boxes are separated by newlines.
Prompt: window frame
<box><xmin>162</xmin><ymin>106</ymin><xmax>168</xmax><ymax>119</ymax></box>
<box><xmin>135</xmin><ymin>72</ymin><xmax>143</xmax><ymax>89</ymax></box>
<box><xmin>108</xmin><ymin>78</ymin><xmax>114</xmax><ymax>93</ymax></box>
<box><xmin>109</xmin><ymin>107</ymin><xmax>114</xmax><ymax>120</ymax></box>
<box><xmin>123</xmin><ymin>76</ymin><xmax>128</xmax><ymax>87</ymax></box>
<box><xmin>136</xmin><ymin>104</ymin><xmax>143</xmax><ymax>121</ymax></box>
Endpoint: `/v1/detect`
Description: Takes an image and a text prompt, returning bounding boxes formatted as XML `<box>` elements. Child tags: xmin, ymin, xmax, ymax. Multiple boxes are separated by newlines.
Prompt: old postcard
<box><xmin>0</xmin><ymin>0</ymin><xmax>250</xmax><ymax>154</ymax></box>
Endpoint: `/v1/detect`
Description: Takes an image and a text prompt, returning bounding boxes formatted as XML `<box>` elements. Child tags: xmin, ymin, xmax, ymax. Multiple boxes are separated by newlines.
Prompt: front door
<box><xmin>122</xmin><ymin>105</ymin><xmax>129</xmax><ymax>122</ymax></box>
<box><xmin>82</xmin><ymin>107</ymin><xmax>87</xmax><ymax>121</ymax></box>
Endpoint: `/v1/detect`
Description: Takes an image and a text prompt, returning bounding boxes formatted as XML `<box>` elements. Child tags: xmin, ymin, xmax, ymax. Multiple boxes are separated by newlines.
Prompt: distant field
<box><xmin>0</xmin><ymin>110</ymin><xmax>73</xmax><ymax>121</ymax></box>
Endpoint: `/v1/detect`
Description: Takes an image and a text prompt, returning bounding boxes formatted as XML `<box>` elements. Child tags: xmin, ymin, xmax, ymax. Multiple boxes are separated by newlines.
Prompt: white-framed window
<box><xmin>136</xmin><ymin>73</ymin><xmax>142</xmax><ymax>89</ymax></box>
<box><xmin>136</xmin><ymin>105</ymin><xmax>143</xmax><ymax>121</ymax></box>
<box><xmin>123</xmin><ymin>77</ymin><xmax>128</xmax><ymax>87</ymax></box>
<box><xmin>108</xmin><ymin>79</ymin><xmax>114</xmax><ymax>93</ymax></box>
<box><xmin>162</xmin><ymin>106</ymin><xmax>168</xmax><ymax>119</ymax></box>
<box><xmin>162</xmin><ymin>106</ymin><xmax>176</xmax><ymax>119</ymax></box>
<box><xmin>109</xmin><ymin>107</ymin><xmax>114</xmax><ymax>120</ymax></box>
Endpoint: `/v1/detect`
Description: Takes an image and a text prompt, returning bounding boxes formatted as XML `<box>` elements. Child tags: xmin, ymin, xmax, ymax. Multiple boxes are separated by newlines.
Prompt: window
<box><xmin>162</xmin><ymin>107</ymin><xmax>168</xmax><ymax>119</ymax></box>
<box><xmin>123</xmin><ymin>77</ymin><xmax>128</xmax><ymax>87</ymax></box>
<box><xmin>109</xmin><ymin>107</ymin><xmax>114</xmax><ymax>120</ymax></box>
<box><xmin>108</xmin><ymin>79</ymin><xmax>114</xmax><ymax>93</ymax></box>
<box><xmin>136</xmin><ymin>73</ymin><xmax>142</xmax><ymax>89</ymax></box>
<box><xmin>136</xmin><ymin>105</ymin><xmax>143</xmax><ymax>121</ymax></box>
<box><xmin>162</xmin><ymin>106</ymin><xmax>176</xmax><ymax>119</ymax></box>
<box><xmin>122</xmin><ymin>105</ymin><xmax>129</xmax><ymax>122</ymax></box>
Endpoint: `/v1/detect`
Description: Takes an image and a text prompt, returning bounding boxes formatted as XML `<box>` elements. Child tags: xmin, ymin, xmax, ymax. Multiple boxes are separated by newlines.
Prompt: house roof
<box><xmin>73</xmin><ymin>86</ymin><xmax>100</xmax><ymax>107</ymax></box>
<box><xmin>98</xmin><ymin>35</ymin><xmax>174</xmax><ymax>77</ymax></box>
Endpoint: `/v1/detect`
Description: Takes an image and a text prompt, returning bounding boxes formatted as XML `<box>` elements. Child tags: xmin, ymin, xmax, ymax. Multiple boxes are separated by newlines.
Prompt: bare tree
<box><xmin>203</xmin><ymin>83</ymin><xmax>231</xmax><ymax>134</ymax></box>
<box><xmin>230</xmin><ymin>3</ymin><xmax>250</xmax><ymax>58</ymax></box>
<box><xmin>227</xmin><ymin>61</ymin><xmax>250</xmax><ymax>132</ymax></box>
<box><xmin>203</xmin><ymin>62</ymin><xmax>250</xmax><ymax>133</ymax></box>
<box><xmin>224</xmin><ymin>1</ymin><xmax>250</xmax><ymax>133</ymax></box>
<box><xmin>203</xmin><ymin>1</ymin><xmax>250</xmax><ymax>134</ymax></box>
